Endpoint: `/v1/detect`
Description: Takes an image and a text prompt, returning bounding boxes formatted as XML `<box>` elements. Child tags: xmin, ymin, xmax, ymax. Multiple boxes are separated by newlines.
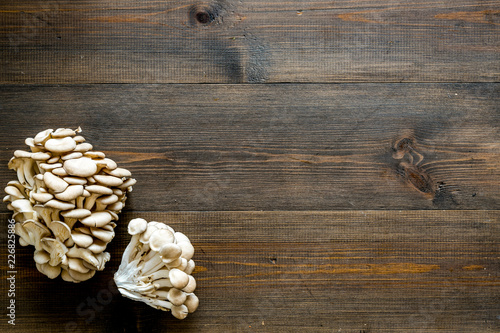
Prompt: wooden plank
<box><xmin>0</xmin><ymin>211</ymin><xmax>498</xmax><ymax>332</ymax></box>
<box><xmin>1</xmin><ymin>83</ymin><xmax>499</xmax><ymax>212</ymax></box>
<box><xmin>1</xmin><ymin>0</ymin><xmax>499</xmax><ymax>83</ymax></box>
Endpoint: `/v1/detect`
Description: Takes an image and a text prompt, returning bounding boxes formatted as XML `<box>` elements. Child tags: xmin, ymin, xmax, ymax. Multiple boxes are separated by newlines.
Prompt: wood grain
<box><xmin>0</xmin><ymin>211</ymin><xmax>498</xmax><ymax>332</ymax></box>
<box><xmin>1</xmin><ymin>83</ymin><xmax>499</xmax><ymax>212</ymax></box>
<box><xmin>1</xmin><ymin>0</ymin><xmax>499</xmax><ymax>331</ymax></box>
<box><xmin>1</xmin><ymin>0</ymin><xmax>499</xmax><ymax>83</ymax></box>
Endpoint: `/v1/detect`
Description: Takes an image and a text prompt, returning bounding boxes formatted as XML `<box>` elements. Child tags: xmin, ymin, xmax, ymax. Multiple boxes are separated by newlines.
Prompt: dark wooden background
<box><xmin>1</xmin><ymin>1</ymin><xmax>499</xmax><ymax>332</ymax></box>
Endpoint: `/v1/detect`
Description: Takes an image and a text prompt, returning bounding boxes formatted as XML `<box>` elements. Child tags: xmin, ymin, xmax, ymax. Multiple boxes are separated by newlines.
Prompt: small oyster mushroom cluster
<box><xmin>114</xmin><ymin>218</ymin><xmax>199</xmax><ymax>319</ymax></box>
<box><xmin>3</xmin><ymin>128</ymin><xmax>136</xmax><ymax>282</ymax></box>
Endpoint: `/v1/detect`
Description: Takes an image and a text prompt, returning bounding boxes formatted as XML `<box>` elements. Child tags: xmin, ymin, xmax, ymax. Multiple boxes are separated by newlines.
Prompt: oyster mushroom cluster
<box><xmin>114</xmin><ymin>218</ymin><xmax>199</xmax><ymax>319</ymax></box>
<box><xmin>3</xmin><ymin>127</ymin><xmax>136</xmax><ymax>282</ymax></box>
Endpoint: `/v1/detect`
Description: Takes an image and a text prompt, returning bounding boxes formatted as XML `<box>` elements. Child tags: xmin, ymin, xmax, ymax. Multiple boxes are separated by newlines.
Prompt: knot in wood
<box><xmin>189</xmin><ymin>3</ymin><xmax>222</xmax><ymax>25</ymax></box>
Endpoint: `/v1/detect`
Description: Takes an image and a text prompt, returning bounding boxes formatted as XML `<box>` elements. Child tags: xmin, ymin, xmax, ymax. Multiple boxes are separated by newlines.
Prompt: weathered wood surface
<box><xmin>0</xmin><ymin>84</ymin><xmax>499</xmax><ymax>212</ymax></box>
<box><xmin>1</xmin><ymin>0</ymin><xmax>499</xmax><ymax>331</ymax></box>
<box><xmin>0</xmin><ymin>211</ymin><xmax>498</xmax><ymax>332</ymax></box>
<box><xmin>1</xmin><ymin>0</ymin><xmax>499</xmax><ymax>83</ymax></box>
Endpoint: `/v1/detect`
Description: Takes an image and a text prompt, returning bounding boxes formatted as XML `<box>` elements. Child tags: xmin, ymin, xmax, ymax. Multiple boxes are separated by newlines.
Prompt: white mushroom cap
<box><xmin>52</xmin><ymin>128</ymin><xmax>76</xmax><ymax>138</ymax></box>
<box><xmin>184</xmin><ymin>294</ymin><xmax>199</xmax><ymax>313</ymax></box>
<box><xmin>84</xmin><ymin>151</ymin><xmax>105</xmax><ymax>159</ymax></box>
<box><xmin>95</xmin><ymin>194</ymin><xmax>119</xmax><ymax>211</ymax></box>
<box><xmin>61</xmin><ymin>268</ymin><xmax>79</xmax><ymax>283</ymax></box>
<box><xmin>95</xmin><ymin>158</ymin><xmax>117</xmax><ymax>171</ymax></box>
<box><xmin>36</xmin><ymin>262</ymin><xmax>61</xmax><ymax>279</ymax></box>
<box><xmin>31</xmin><ymin>191</ymin><xmax>54</xmax><ymax>203</ymax></box>
<box><xmin>25</xmin><ymin>137</ymin><xmax>36</xmax><ymax>149</ymax></box>
<box><xmin>13</xmin><ymin>150</ymin><xmax>33</xmax><ymax>159</ymax></box>
<box><xmin>33</xmin><ymin>129</ymin><xmax>53</xmax><ymax>145</ymax></box>
<box><xmin>90</xmin><ymin>225</ymin><xmax>115</xmax><ymax>243</ymax></box>
<box><xmin>87</xmin><ymin>239</ymin><xmax>107</xmax><ymax>254</ymax></box>
<box><xmin>49</xmin><ymin>221</ymin><xmax>71</xmax><ymax>242</ymax></box>
<box><xmin>31</xmin><ymin>152</ymin><xmax>51</xmax><ymax>161</ymax></box>
<box><xmin>73</xmin><ymin>142</ymin><xmax>93</xmax><ymax>153</ymax></box>
<box><xmin>85</xmin><ymin>184</ymin><xmax>113</xmax><ymax>195</ymax></box>
<box><xmin>165</xmin><ymin>257</ymin><xmax>183</xmax><ymax>269</ymax></box>
<box><xmin>33</xmin><ymin>250</ymin><xmax>50</xmax><ymax>264</ymax></box>
<box><xmin>68</xmin><ymin>257</ymin><xmax>90</xmax><ymax>274</ymax></box>
<box><xmin>71</xmin><ymin>230</ymin><xmax>94</xmax><ymax>248</ymax></box>
<box><xmin>43</xmin><ymin>172</ymin><xmax>69</xmax><ymax>193</ymax></box>
<box><xmin>40</xmin><ymin>162</ymin><xmax>63</xmax><ymax>171</ymax></box>
<box><xmin>176</xmin><ymin>258</ymin><xmax>189</xmax><ymax>271</ymax></box>
<box><xmin>169</xmin><ymin>269</ymin><xmax>190</xmax><ymax>290</ymax></box>
<box><xmin>106</xmin><ymin>209</ymin><xmax>119</xmax><ymax>221</ymax></box>
<box><xmin>68</xmin><ymin>268</ymin><xmax>96</xmax><ymax>282</ymax></box>
<box><xmin>184</xmin><ymin>260</ymin><xmax>196</xmax><ymax>275</ymax></box>
<box><xmin>80</xmin><ymin>211</ymin><xmax>112</xmax><ymax>228</ymax></box>
<box><xmin>63</xmin><ymin>157</ymin><xmax>97</xmax><ymax>177</ymax></box>
<box><xmin>74</xmin><ymin>226</ymin><xmax>92</xmax><ymax>235</ymax></box>
<box><xmin>11</xmin><ymin>198</ymin><xmax>34</xmax><ymax>214</ymax></box>
<box><xmin>4</xmin><ymin>183</ymin><xmax>25</xmax><ymax>199</ymax></box>
<box><xmin>177</xmin><ymin>242</ymin><xmax>195</xmax><ymax>261</ymax></box>
<box><xmin>118</xmin><ymin>178</ymin><xmax>137</xmax><ymax>190</ymax></box>
<box><xmin>128</xmin><ymin>218</ymin><xmax>148</xmax><ymax>235</ymax></box>
<box><xmin>140</xmin><ymin>223</ymin><xmax>163</xmax><ymax>244</ymax></box>
<box><xmin>51</xmin><ymin>167</ymin><xmax>68</xmax><ymax>177</ymax></box>
<box><xmin>105</xmin><ymin>167</ymin><xmax>132</xmax><ymax>178</ymax></box>
<box><xmin>149</xmin><ymin>229</ymin><xmax>176</xmax><ymax>252</ymax></box>
<box><xmin>44</xmin><ymin>137</ymin><xmax>77</xmax><ymax>154</ymax></box>
<box><xmin>55</xmin><ymin>185</ymin><xmax>84</xmax><ymax>201</ymax></box>
<box><xmin>63</xmin><ymin>177</ymin><xmax>87</xmax><ymax>185</ymax></box>
<box><xmin>44</xmin><ymin>199</ymin><xmax>75</xmax><ymax>211</ymax></box>
<box><xmin>66</xmin><ymin>246</ymin><xmax>100</xmax><ymax>268</ymax></box>
<box><xmin>174</xmin><ymin>232</ymin><xmax>191</xmax><ymax>244</ymax></box>
<box><xmin>182</xmin><ymin>275</ymin><xmax>197</xmax><ymax>293</ymax></box>
<box><xmin>93</xmin><ymin>175</ymin><xmax>123</xmax><ymax>187</ymax></box>
<box><xmin>107</xmin><ymin>201</ymin><xmax>123</xmax><ymax>211</ymax></box>
<box><xmin>167</xmin><ymin>288</ymin><xmax>187</xmax><ymax>306</ymax></box>
<box><xmin>47</xmin><ymin>156</ymin><xmax>60</xmax><ymax>164</ymax></box>
<box><xmin>61</xmin><ymin>208</ymin><xmax>91</xmax><ymax>219</ymax></box>
<box><xmin>158</xmin><ymin>243</ymin><xmax>182</xmax><ymax>261</ymax></box>
<box><xmin>171</xmin><ymin>305</ymin><xmax>189</xmax><ymax>320</ymax></box>
<box><xmin>73</xmin><ymin>135</ymin><xmax>85</xmax><ymax>143</ymax></box>
<box><xmin>97</xmin><ymin>194</ymin><xmax>118</xmax><ymax>205</ymax></box>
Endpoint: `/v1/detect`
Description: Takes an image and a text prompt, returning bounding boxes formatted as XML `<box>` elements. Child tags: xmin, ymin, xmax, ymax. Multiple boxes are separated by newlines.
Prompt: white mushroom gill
<box><xmin>3</xmin><ymin>127</ymin><xmax>136</xmax><ymax>282</ymax></box>
<box><xmin>114</xmin><ymin>218</ymin><xmax>199</xmax><ymax>320</ymax></box>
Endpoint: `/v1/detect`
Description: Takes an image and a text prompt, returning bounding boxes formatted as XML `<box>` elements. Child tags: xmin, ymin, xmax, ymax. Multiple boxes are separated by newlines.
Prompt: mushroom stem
<box><xmin>147</xmin><ymin>298</ymin><xmax>174</xmax><ymax>311</ymax></box>
<box><xmin>141</xmin><ymin>247</ymin><xmax>159</xmax><ymax>262</ymax></box>
<box><xmin>23</xmin><ymin>159</ymin><xmax>36</xmax><ymax>188</ymax></box>
<box><xmin>76</xmin><ymin>196</ymin><xmax>85</xmax><ymax>209</ymax></box>
<box><xmin>152</xmin><ymin>278</ymin><xmax>174</xmax><ymax>289</ymax></box>
<box><xmin>141</xmin><ymin>255</ymin><xmax>165</xmax><ymax>276</ymax></box>
<box><xmin>144</xmin><ymin>268</ymin><xmax>171</xmax><ymax>282</ymax></box>
<box><xmin>84</xmin><ymin>193</ymin><xmax>100</xmax><ymax>210</ymax></box>
<box><xmin>62</xmin><ymin>217</ymin><xmax>78</xmax><ymax>229</ymax></box>
<box><xmin>121</xmin><ymin>234</ymin><xmax>142</xmax><ymax>264</ymax></box>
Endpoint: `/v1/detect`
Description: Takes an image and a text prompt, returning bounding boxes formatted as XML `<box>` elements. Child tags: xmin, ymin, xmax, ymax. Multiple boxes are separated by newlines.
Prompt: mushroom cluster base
<box><xmin>114</xmin><ymin>218</ymin><xmax>199</xmax><ymax>319</ymax></box>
